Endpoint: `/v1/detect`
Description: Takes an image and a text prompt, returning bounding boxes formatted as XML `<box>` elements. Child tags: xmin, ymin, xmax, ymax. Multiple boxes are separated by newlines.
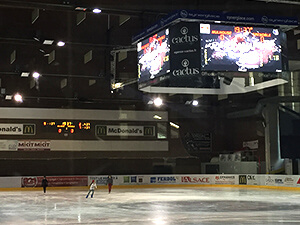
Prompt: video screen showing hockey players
<box><xmin>137</xmin><ymin>28</ymin><xmax>170</xmax><ymax>83</ymax></box>
<box><xmin>200</xmin><ymin>23</ymin><xmax>282</xmax><ymax>72</ymax></box>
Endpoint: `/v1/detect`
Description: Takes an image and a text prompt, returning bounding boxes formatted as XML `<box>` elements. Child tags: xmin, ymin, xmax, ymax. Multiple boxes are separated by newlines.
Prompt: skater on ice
<box><xmin>42</xmin><ymin>176</ymin><xmax>48</xmax><ymax>193</ymax></box>
<box><xmin>107</xmin><ymin>175</ymin><xmax>113</xmax><ymax>193</ymax></box>
<box><xmin>86</xmin><ymin>180</ymin><xmax>97</xmax><ymax>198</ymax></box>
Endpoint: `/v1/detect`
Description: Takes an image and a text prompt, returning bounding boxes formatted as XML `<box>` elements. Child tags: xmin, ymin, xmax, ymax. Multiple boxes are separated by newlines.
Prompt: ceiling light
<box><xmin>153</xmin><ymin>115</ymin><xmax>162</xmax><ymax>120</ymax></box>
<box><xmin>153</xmin><ymin>97</ymin><xmax>163</xmax><ymax>107</ymax></box>
<box><xmin>5</xmin><ymin>95</ymin><xmax>12</xmax><ymax>100</ymax></box>
<box><xmin>21</xmin><ymin>72</ymin><xmax>30</xmax><ymax>77</ymax></box>
<box><xmin>32</xmin><ymin>72</ymin><xmax>40</xmax><ymax>79</ymax></box>
<box><xmin>93</xmin><ymin>8</ymin><xmax>102</xmax><ymax>13</ymax></box>
<box><xmin>57</xmin><ymin>41</ymin><xmax>65</xmax><ymax>47</ymax></box>
<box><xmin>13</xmin><ymin>93</ymin><xmax>23</xmax><ymax>103</ymax></box>
<box><xmin>43</xmin><ymin>40</ymin><xmax>54</xmax><ymax>45</ymax></box>
<box><xmin>170</xmin><ymin>122</ymin><xmax>180</xmax><ymax>129</ymax></box>
<box><xmin>192</xmin><ymin>100</ymin><xmax>199</xmax><ymax>106</ymax></box>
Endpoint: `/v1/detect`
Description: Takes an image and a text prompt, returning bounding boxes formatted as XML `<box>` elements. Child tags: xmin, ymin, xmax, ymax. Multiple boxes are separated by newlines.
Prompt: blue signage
<box><xmin>132</xmin><ymin>9</ymin><xmax>299</xmax><ymax>43</ymax></box>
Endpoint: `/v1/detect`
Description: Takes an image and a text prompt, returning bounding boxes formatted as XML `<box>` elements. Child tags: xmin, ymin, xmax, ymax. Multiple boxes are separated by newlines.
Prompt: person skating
<box><xmin>86</xmin><ymin>180</ymin><xmax>97</xmax><ymax>198</ymax></box>
<box><xmin>41</xmin><ymin>176</ymin><xmax>48</xmax><ymax>193</ymax></box>
<box><xmin>107</xmin><ymin>175</ymin><xmax>113</xmax><ymax>194</ymax></box>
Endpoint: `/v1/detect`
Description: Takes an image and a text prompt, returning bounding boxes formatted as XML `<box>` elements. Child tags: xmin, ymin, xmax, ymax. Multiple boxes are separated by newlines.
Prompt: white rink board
<box><xmin>1</xmin><ymin>174</ymin><xmax>300</xmax><ymax>189</ymax></box>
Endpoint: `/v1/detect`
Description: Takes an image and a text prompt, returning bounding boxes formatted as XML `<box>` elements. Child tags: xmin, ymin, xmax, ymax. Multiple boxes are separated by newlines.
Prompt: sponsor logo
<box><xmin>247</xmin><ymin>175</ymin><xmax>256</xmax><ymax>181</ymax></box>
<box><xmin>215</xmin><ymin>175</ymin><xmax>235</xmax><ymax>184</ymax></box>
<box><xmin>151</xmin><ymin>176</ymin><xmax>176</xmax><ymax>183</ymax></box>
<box><xmin>23</xmin><ymin>124</ymin><xmax>35</xmax><ymax>135</ymax></box>
<box><xmin>297</xmin><ymin>178</ymin><xmax>300</xmax><ymax>185</ymax></box>
<box><xmin>124</xmin><ymin>176</ymin><xmax>130</xmax><ymax>183</ymax></box>
<box><xmin>275</xmin><ymin>178</ymin><xmax>284</xmax><ymax>184</ymax></box>
<box><xmin>284</xmin><ymin>177</ymin><xmax>294</xmax><ymax>185</ymax></box>
<box><xmin>266</xmin><ymin>176</ymin><xmax>274</xmax><ymax>184</ymax></box>
<box><xmin>0</xmin><ymin>126</ymin><xmax>21</xmax><ymax>133</ymax></box>
<box><xmin>172</xmin><ymin>59</ymin><xmax>200</xmax><ymax>76</ymax></box>
<box><xmin>144</xmin><ymin>126</ymin><xmax>154</xmax><ymax>136</ymax></box>
<box><xmin>21</xmin><ymin>177</ymin><xmax>38</xmax><ymax>187</ymax></box>
<box><xmin>261</xmin><ymin>16</ymin><xmax>269</xmax><ymax>24</ymax></box>
<box><xmin>171</xmin><ymin>27</ymin><xmax>198</xmax><ymax>45</ymax></box>
<box><xmin>96</xmin><ymin>125</ymin><xmax>107</xmax><ymax>136</ymax></box>
<box><xmin>181</xmin><ymin>176</ymin><xmax>209</xmax><ymax>183</ymax></box>
<box><xmin>108</xmin><ymin>127</ymin><xmax>142</xmax><ymax>134</ymax></box>
<box><xmin>180</xmin><ymin>10</ymin><xmax>188</xmax><ymax>18</ymax></box>
<box><xmin>239</xmin><ymin>175</ymin><xmax>247</xmax><ymax>185</ymax></box>
<box><xmin>131</xmin><ymin>176</ymin><xmax>137</xmax><ymax>183</ymax></box>
<box><xmin>18</xmin><ymin>141</ymin><xmax>50</xmax><ymax>148</ymax></box>
<box><xmin>150</xmin><ymin>177</ymin><xmax>156</xmax><ymax>183</ymax></box>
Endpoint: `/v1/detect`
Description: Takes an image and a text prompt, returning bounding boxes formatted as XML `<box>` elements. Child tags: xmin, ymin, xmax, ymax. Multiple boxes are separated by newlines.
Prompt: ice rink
<box><xmin>0</xmin><ymin>187</ymin><xmax>300</xmax><ymax>224</ymax></box>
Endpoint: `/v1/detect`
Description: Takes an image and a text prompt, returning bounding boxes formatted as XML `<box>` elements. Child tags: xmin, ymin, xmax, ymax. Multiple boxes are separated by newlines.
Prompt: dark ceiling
<box><xmin>0</xmin><ymin>0</ymin><xmax>299</xmax><ymax>118</ymax></box>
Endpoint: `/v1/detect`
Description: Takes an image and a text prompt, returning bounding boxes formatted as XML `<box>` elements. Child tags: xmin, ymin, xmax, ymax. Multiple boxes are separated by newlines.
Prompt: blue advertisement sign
<box><xmin>132</xmin><ymin>9</ymin><xmax>298</xmax><ymax>44</ymax></box>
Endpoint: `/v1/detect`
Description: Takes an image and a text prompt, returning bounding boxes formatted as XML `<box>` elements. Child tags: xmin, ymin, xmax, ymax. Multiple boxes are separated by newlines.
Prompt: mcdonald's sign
<box><xmin>144</xmin><ymin>126</ymin><xmax>155</xmax><ymax>136</ymax></box>
<box><xmin>239</xmin><ymin>175</ymin><xmax>247</xmax><ymax>185</ymax></box>
<box><xmin>95</xmin><ymin>125</ymin><xmax>155</xmax><ymax>137</ymax></box>
<box><xmin>23</xmin><ymin>124</ymin><xmax>36</xmax><ymax>135</ymax></box>
<box><xmin>95</xmin><ymin>125</ymin><xmax>107</xmax><ymax>136</ymax></box>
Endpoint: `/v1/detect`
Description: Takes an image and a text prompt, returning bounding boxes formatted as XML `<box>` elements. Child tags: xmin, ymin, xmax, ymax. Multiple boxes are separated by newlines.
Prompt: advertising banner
<box><xmin>169</xmin><ymin>22</ymin><xmax>220</xmax><ymax>88</ymax></box>
<box><xmin>21</xmin><ymin>176</ymin><xmax>88</xmax><ymax>187</ymax></box>
<box><xmin>180</xmin><ymin>175</ymin><xmax>212</xmax><ymax>184</ymax></box>
<box><xmin>18</xmin><ymin>140</ymin><xmax>51</xmax><ymax>151</ymax></box>
<box><xmin>169</xmin><ymin>22</ymin><xmax>201</xmax><ymax>87</ymax></box>
<box><xmin>0</xmin><ymin>124</ymin><xmax>35</xmax><ymax>135</ymax></box>
<box><xmin>0</xmin><ymin>140</ymin><xmax>18</xmax><ymax>150</ymax></box>
<box><xmin>214</xmin><ymin>175</ymin><xmax>236</xmax><ymax>185</ymax></box>
<box><xmin>95</xmin><ymin>125</ymin><xmax>155</xmax><ymax>137</ymax></box>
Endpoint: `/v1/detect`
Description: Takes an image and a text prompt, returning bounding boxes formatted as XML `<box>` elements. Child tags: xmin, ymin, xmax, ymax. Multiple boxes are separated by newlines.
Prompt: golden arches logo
<box><xmin>144</xmin><ymin>127</ymin><xmax>154</xmax><ymax>136</ymax></box>
<box><xmin>239</xmin><ymin>175</ymin><xmax>247</xmax><ymax>185</ymax></box>
<box><xmin>96</xmin><ymin>126</ymin><xmax>107</xmax><ymax>136</ymax></box>
<box><xmin>23</xmin><ymin>124</ymin><xmax>35</xmax><ymax>135</ymax></box>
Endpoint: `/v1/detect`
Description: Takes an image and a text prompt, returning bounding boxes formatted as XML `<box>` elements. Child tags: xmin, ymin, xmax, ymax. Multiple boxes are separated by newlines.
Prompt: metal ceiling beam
<box><xmin>0</xmin><ymin>0</ymin><xmax>166</xmax><ymax>16</ymax></box>
<box><xmin>254</xmin><ymin>0</ymin><xmax>300</xmax><ymax>5</ymax></box>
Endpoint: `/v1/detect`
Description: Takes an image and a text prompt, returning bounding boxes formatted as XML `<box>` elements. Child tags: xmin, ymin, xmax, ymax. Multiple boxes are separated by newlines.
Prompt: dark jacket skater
<box><xmin>42</xmin><ymin>176</ymin><xmax>48</xmax><ymax>193</ymax></box>
<box><xmin>107</xmin><ymin>175</ymin><xmax>113</xmax><ymax>193</ymax></box>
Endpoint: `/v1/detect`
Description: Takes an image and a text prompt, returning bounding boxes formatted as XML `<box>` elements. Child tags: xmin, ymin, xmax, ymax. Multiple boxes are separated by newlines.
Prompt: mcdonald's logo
<box><xmin>23</xmin><ymin>124</ymin><xmax>35</xmax><ymax>135</ymax></box>
<box><xmin>239</xmin><ymin>175</ymin><xmax>247</xmax><ymax>185</ymax></box>
<box><xmin>96</xmin><ymin>125</ymin><xmax>107</xmax><ymax>136</ymax></box>
<box><xmin>144</xmin><ymin>126</ymin><xmax>154</xmax><ymax>136</ymax></box>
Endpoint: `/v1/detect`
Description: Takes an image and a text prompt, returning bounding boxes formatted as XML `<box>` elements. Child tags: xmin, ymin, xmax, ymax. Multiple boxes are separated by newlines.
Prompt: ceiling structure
<box><xmin>0</xmin><ymin>0</ymin><xmax>299</xmax><ymax>118</ymax></box>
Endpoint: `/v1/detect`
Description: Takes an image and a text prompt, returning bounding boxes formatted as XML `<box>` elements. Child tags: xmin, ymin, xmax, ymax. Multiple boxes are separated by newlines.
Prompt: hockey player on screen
<box><xmin>86</xmin><ymin>180</ymin><xmax>97</xmax><ymax>198</ymax></box>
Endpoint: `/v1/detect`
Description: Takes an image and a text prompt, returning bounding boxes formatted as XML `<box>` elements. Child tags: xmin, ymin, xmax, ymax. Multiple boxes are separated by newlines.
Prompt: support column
<box><xmin>263</xmin><ymin>103</ymin><xmax>283</xmax><ymax>173</ymax></box>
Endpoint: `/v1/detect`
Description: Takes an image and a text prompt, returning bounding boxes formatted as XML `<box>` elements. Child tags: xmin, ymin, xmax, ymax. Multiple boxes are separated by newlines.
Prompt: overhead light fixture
<box><xmin>111</xmin><ymin>82</ymin><xmax>123</xmax><ymax>89</ymax></box>
<box><xmin>21</xmin><ymin>72</ymin><xmax>30</xmax><ymax>77</ymax></box>
<box><xmin>13</xmin><ymin>93</ymin><xmax>23</xmax><ymax>103</ymax></box>
<box><xmin>92</xmin><ymin>8</ymin><xmax>102</xmax><ymax>13</ymax></box>
<box><xmin>43</xmin><ymin>40</ymin><xmax>54</xmax><ymax>45</ymax></box>
<box><xmin>153</xmin><ymin>115</ymin><xmax>162</xmax><ymax>120</ymax></box>
<box><xmin>170</xmin><ymin>122</ymin><xmax>180</xmax><ymax>129</ymax></box>
<box><xmin>153</xmin><ymin>97</ymin><xmax>163</xmax><ymax>107</ymax></box>
<box><xmin>192</xmin><ymin>100</ymin><xmax>199</xmax><ymax>106</ymax></box>
<box><xmin>32</xmin><ymin>72</ymin><xmax>40</xmax><ymax>79</ymax></box>
<box><xmin>57</xmin><ymin>41</ymin><xmax>65</xmax><ymax>47</ymax></box>
<box><xmin>5</xmin><ymin>95</ymin><xmax>12</xmax><ymax>100</ymax></box>
<box><xmin>75</xmin><ymin>6</ymin><xmax>87</xmax><ymax>11</ymax></box>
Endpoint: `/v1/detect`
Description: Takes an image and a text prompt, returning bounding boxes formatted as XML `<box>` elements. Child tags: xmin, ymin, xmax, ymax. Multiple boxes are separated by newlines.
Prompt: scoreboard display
<box><xmin>200</xmin><ymin>23</ymin><xmax>282</xmax><ymax>72</ymax></box>
<box><xmin>43</xmin><ymin>121</ymin><xmax>91</xmax><ymax>134</ymax></box>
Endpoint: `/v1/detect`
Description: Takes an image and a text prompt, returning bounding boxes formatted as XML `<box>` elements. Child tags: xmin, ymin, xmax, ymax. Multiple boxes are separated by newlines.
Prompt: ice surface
<box><xmin>0</xmin><ymin>187</ymin><xmax>300</xmax><ymax>224</ymax></box>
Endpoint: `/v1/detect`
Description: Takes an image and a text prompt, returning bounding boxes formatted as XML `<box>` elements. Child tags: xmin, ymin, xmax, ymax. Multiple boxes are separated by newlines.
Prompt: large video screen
<box><xmin>137</xmin><ymin>28</ymin><xmax>170</xmax><ymax>83</ymax></box>
<box><xmin>200</xmin><ymin>24</ymin><xmax>282</xmax><ymax>72</ymax></box>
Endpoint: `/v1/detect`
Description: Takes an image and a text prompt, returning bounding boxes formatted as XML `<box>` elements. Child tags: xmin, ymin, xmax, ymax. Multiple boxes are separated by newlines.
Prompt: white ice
<box><xmin>0</xmin><ymin>187</ymin><xmax>300</xmax><ymax>224</ymax></box>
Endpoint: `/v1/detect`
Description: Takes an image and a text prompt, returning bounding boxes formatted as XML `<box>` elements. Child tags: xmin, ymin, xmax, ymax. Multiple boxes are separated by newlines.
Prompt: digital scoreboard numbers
<box><xmin>200</xmin><ymin>23</ymin><xmax>282</xmax><ymax>72</ymax></box>
<box><xmin>43</xmin><ymin>121</ymin><xmax>91</xmax><ymax>134</ymax></box>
